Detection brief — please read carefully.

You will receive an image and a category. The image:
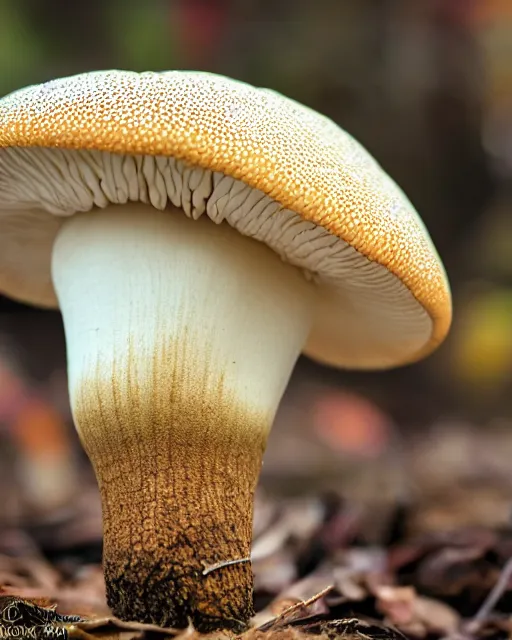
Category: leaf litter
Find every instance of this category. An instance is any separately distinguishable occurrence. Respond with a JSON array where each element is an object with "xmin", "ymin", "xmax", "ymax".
[{"xmin": 2, "ymin": 422, "xmax": 512, "ymax": 640}]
